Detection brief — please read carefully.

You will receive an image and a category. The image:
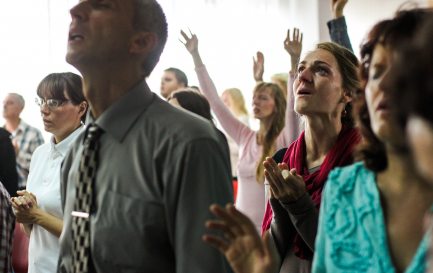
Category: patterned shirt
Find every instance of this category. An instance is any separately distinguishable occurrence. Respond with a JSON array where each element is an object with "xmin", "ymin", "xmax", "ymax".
[
  {"xmin": 313, "ymin": 162, "xmax": 429, "ymax": 273},
  {"xmin": 0, "ymin": 182, "xmax": 15, "ymax": 273},
  {"xmin": 9, "ymin": 120, "xmax": 44, "ymax": 188}
]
